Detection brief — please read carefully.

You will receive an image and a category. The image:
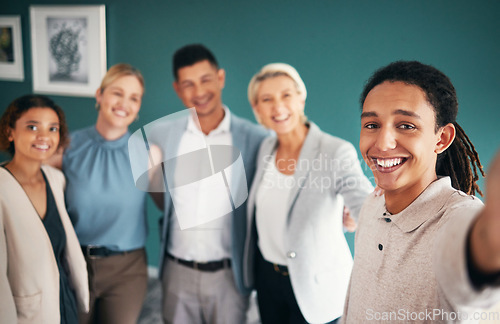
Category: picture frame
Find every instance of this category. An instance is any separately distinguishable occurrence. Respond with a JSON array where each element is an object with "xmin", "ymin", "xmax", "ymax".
[
  {"xmin": 30, "ymin": 5, "xmax": 106, "ymax": 97},
  {"xmin": 0, "ymin": 16, "xmax": 24, "ymax": 81}
]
